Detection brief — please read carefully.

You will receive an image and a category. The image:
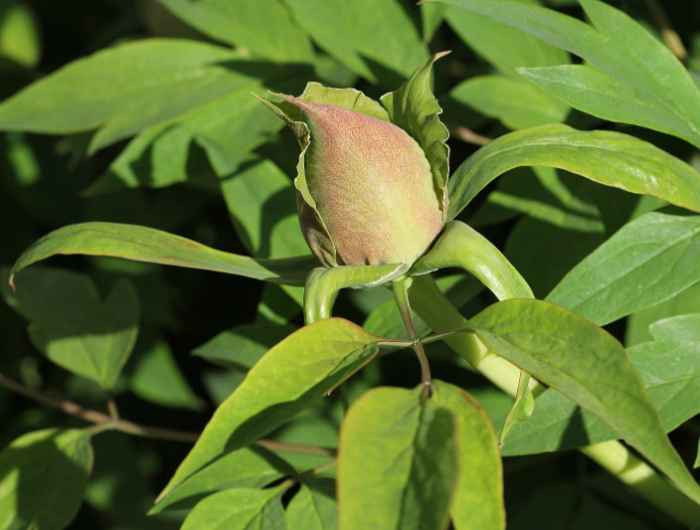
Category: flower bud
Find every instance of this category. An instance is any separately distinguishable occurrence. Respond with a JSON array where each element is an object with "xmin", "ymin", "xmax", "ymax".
[{"xmin": 272, "ymin": 96, "xmax": 444, "ymax": 267}]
